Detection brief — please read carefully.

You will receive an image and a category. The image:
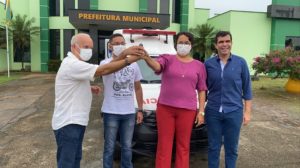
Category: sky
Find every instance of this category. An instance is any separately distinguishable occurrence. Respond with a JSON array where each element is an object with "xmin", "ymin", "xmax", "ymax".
[{"xmin": 195, "ymin": 0, "xmax": 272, "ymax": 17}]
